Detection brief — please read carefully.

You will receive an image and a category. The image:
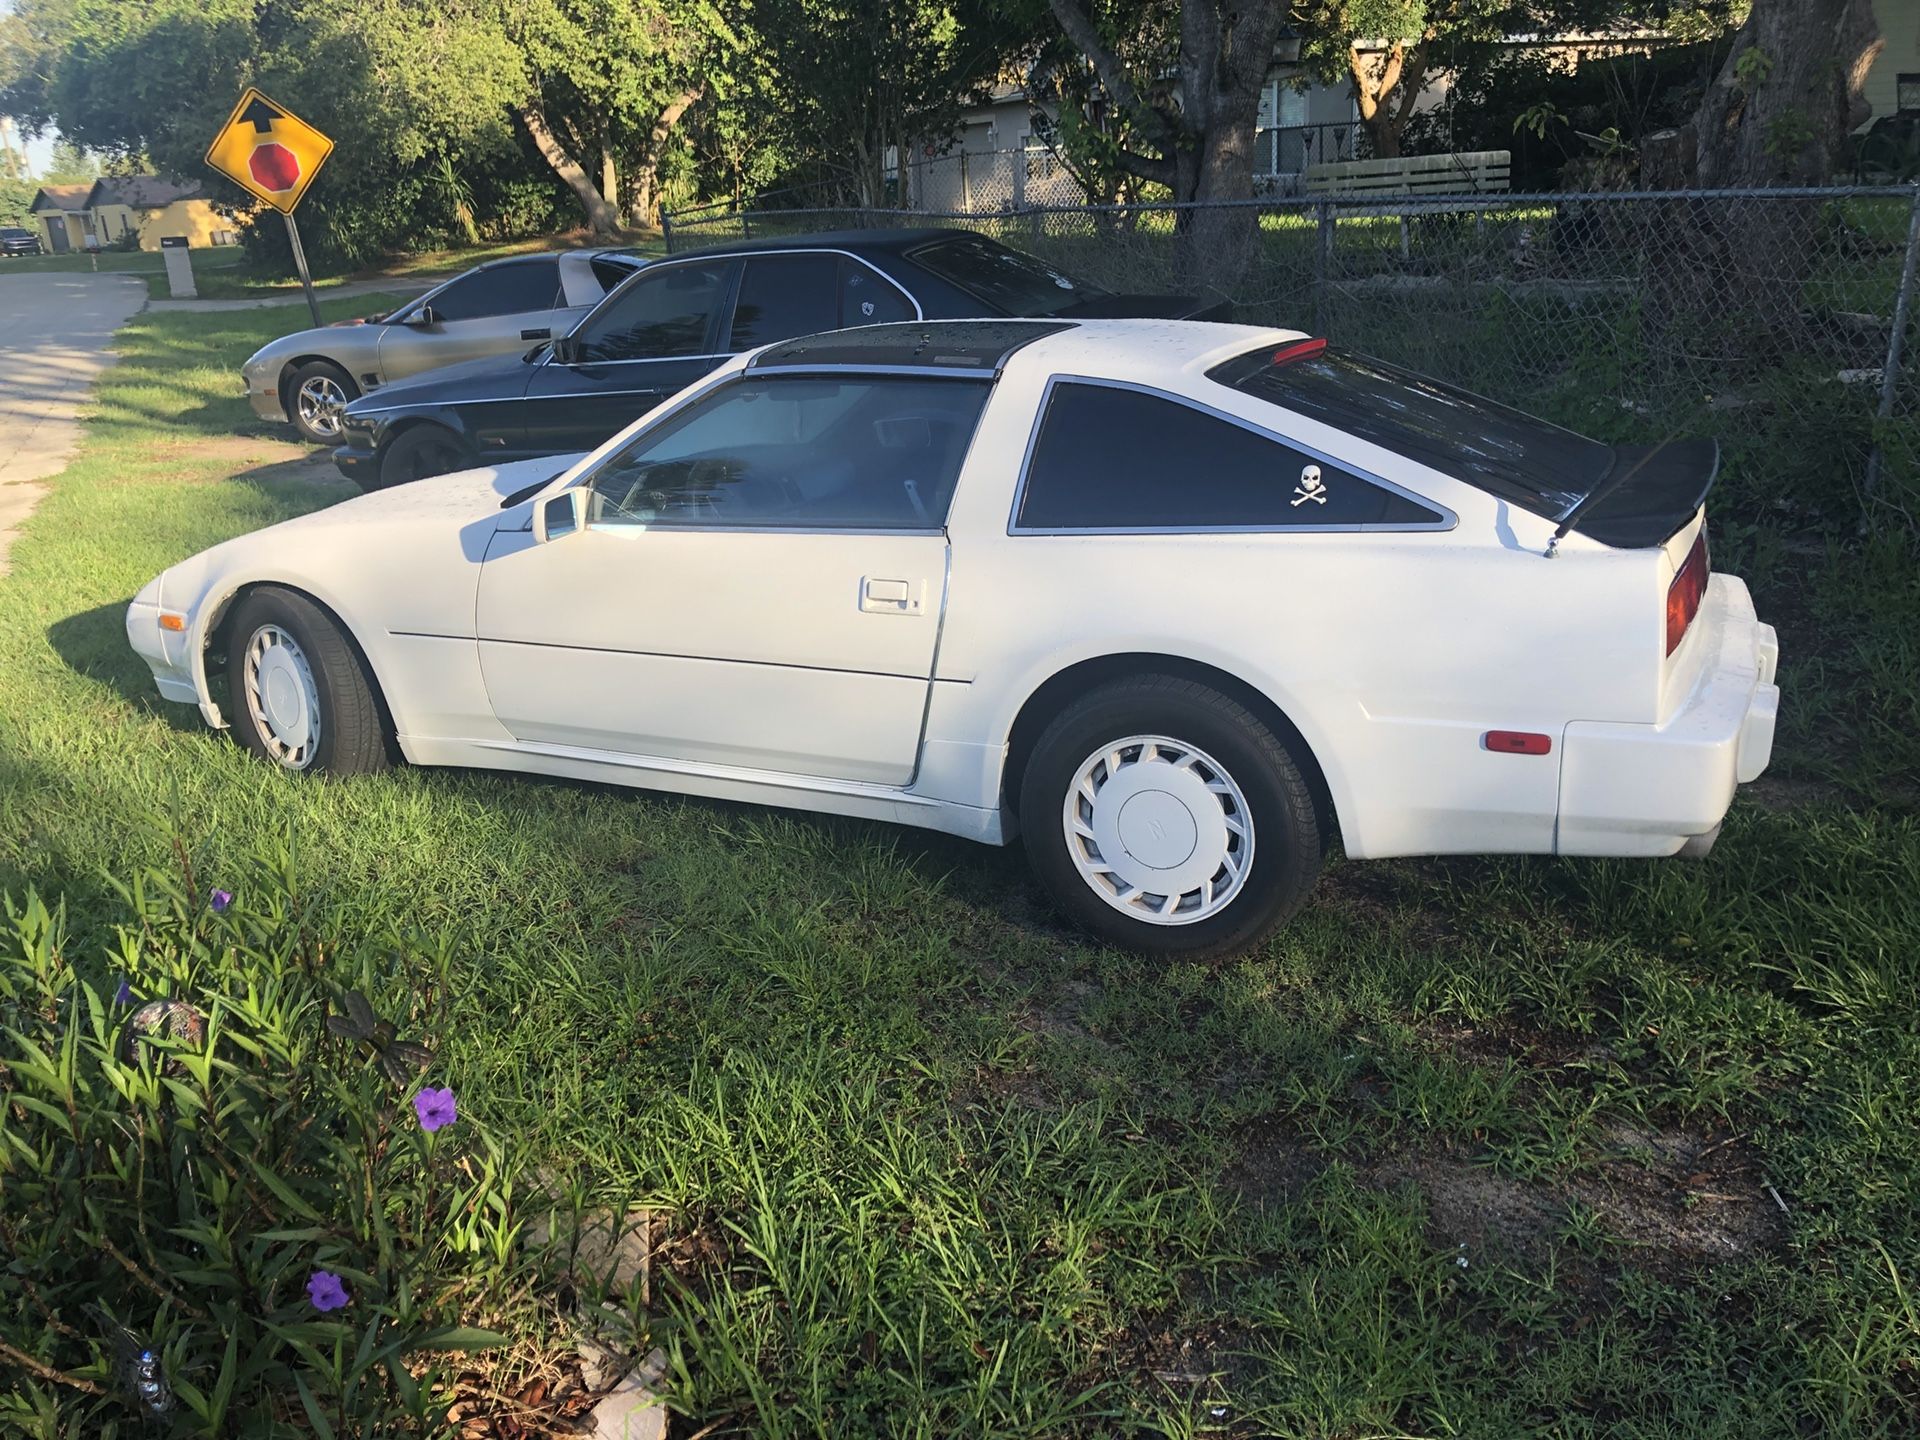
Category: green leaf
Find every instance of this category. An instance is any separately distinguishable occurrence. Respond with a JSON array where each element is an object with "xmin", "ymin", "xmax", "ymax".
[
  {"xmin": 406, "ymin": 1325, "xmax": 509, "ymax": 1353},
  {"xmin": 245, "ymin": 1157, "xmax": 324, "ymax": 1222}
]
